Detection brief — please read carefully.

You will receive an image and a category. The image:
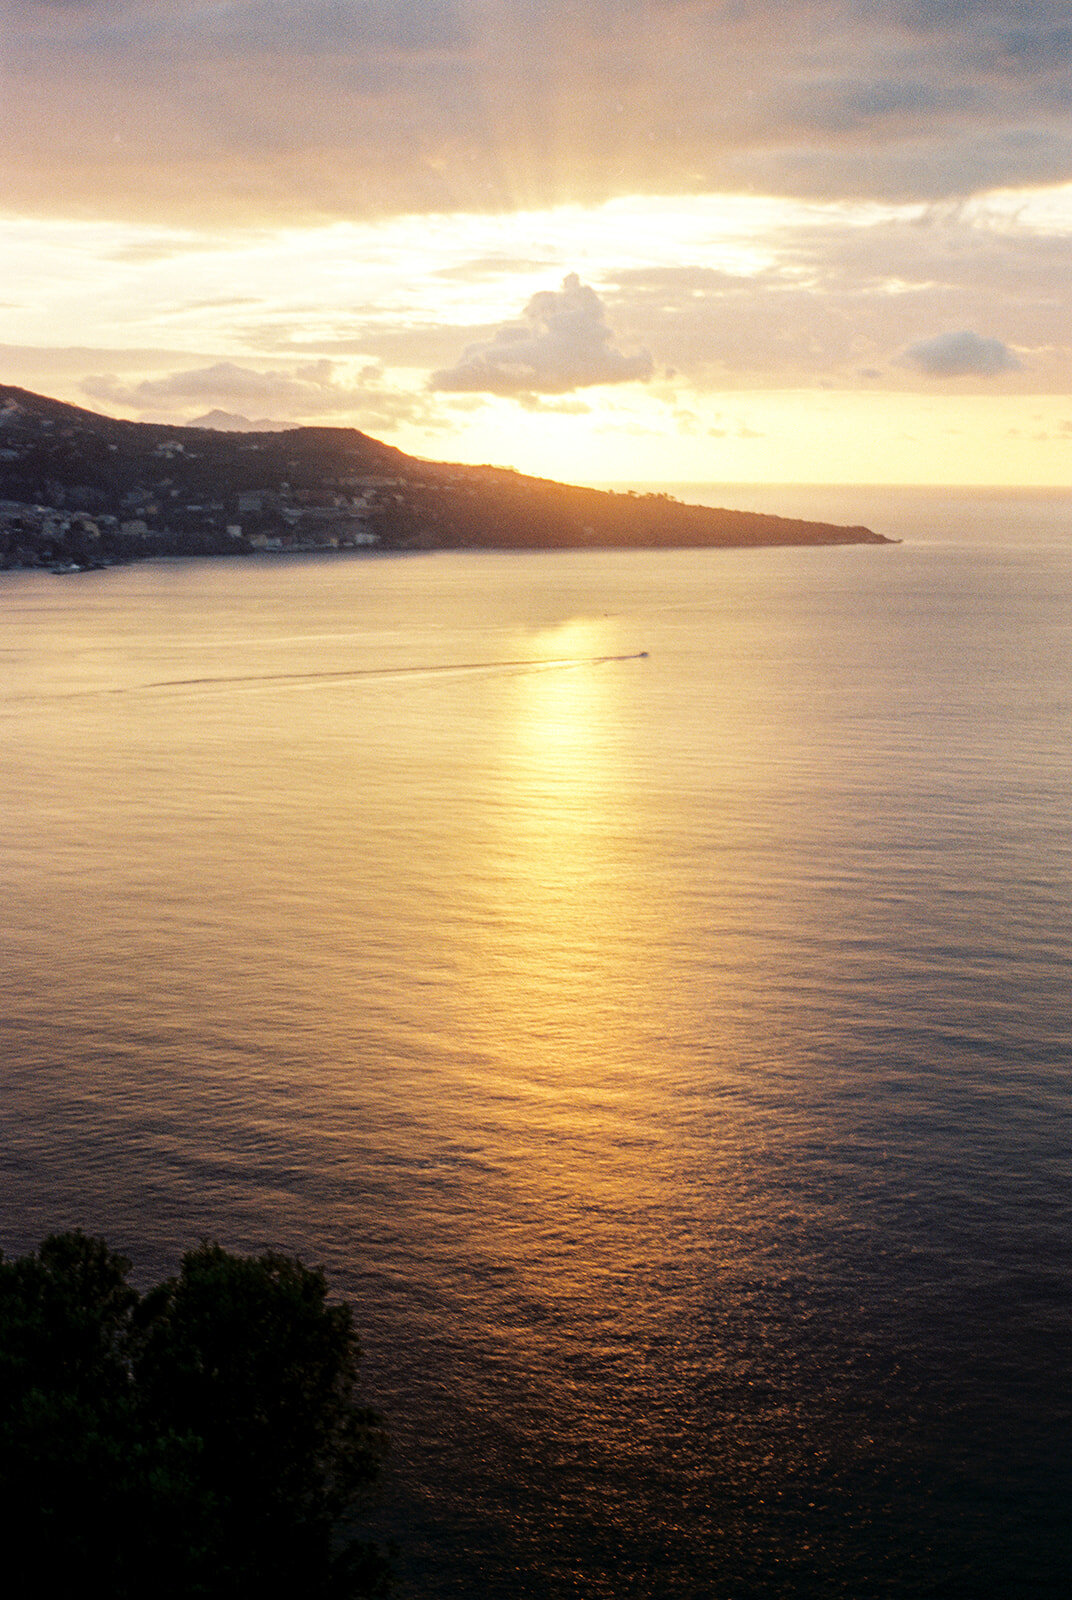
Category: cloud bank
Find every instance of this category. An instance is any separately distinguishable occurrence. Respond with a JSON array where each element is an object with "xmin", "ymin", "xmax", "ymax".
[
  {"xmin": 82, "ymin": 359, "xmax": 425, "ymax": 427},
  {"xmin": 5, "ymin": 0, "xmax": 1072, "ymax": 222},
  {"xmin": 431, "ymin": 274, "xmax": 653, "ymax": 396}
]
